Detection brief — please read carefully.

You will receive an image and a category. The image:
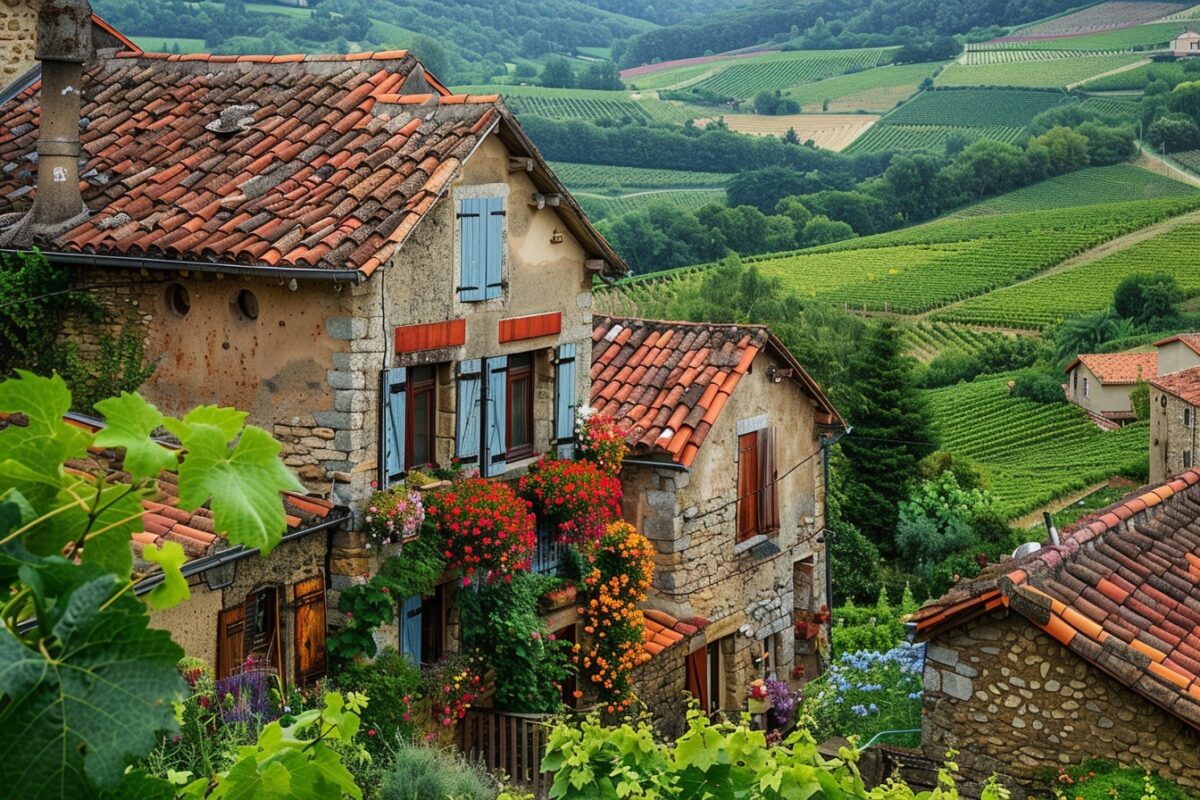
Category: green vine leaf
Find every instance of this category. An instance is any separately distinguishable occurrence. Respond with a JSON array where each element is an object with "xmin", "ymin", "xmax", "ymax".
[
  {"xmin": 165, "ymin": 416, "xmax": 302, "ymax": 554},
  {"xmin": 0, "ymin": 372, "xmax": 91, "ymax": 482},
  {"xmin": 142, "ymin": 541, "xmax": 190, "ymax": 610},
  {"xmin": 92, "ymin": 393, "xmax": 178, "ymax": 480},
  {"xmin": 78, "ymin": 478, "xmax": 151, "ymax": 580},
  {"xmin": 0, "ymin": 576, "xmax": 185, "ymax": 796}
]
